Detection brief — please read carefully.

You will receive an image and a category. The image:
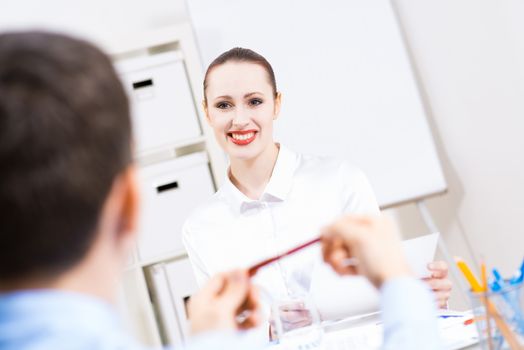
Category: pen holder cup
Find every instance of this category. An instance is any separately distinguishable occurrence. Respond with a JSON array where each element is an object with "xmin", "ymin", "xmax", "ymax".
[{"xmin": 469, "ymin": 282, "xmax": 524, "ymax": 350}]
